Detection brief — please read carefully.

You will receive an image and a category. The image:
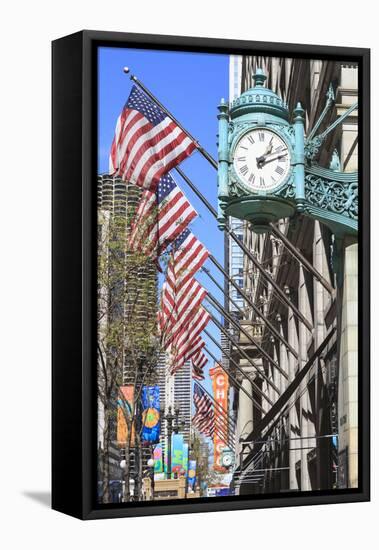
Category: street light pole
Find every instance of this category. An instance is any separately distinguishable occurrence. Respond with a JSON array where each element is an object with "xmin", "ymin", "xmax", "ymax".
[
  {"xmin": 134, "ymin": 351, "xmax": 147, "ymax": 501},
  {"xmin": 165, "ymin": 406, "xmax": 174, "ymax": 480},
  {"xmin": 164, "ymin": 405, "xmax": 185, "ymax": 480},
  {"xmin": 147, "ymin": 458, "xmax": 155, "ymax": 500}
]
